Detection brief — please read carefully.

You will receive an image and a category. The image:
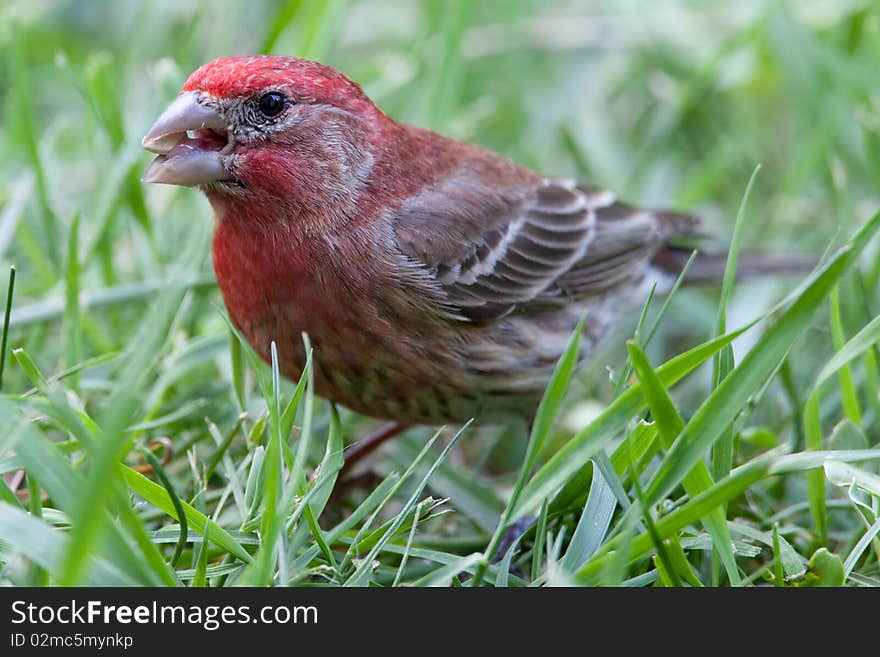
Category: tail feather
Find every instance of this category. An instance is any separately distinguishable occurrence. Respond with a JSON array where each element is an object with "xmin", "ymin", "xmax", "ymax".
[
  {"xmin": 654, "ymin": 210, "xmax": 704, "ymax": 241},
  {"xmin": 652, "ymin": 246, "xmax": 817, "ymax": 286}
]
